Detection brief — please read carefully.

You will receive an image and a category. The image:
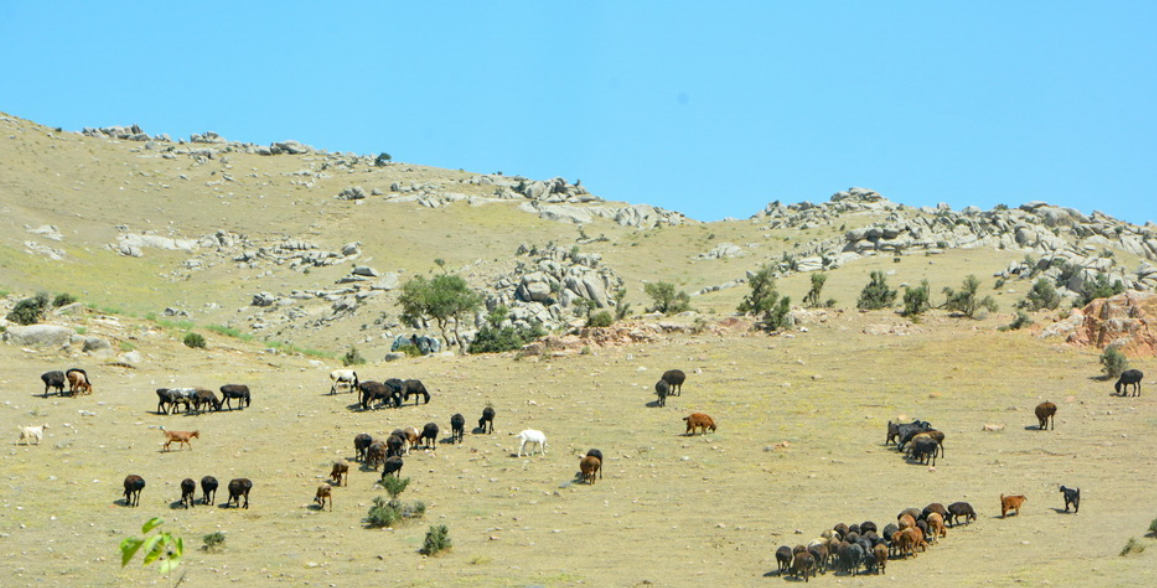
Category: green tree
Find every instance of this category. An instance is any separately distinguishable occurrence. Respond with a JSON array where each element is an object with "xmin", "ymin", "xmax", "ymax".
[
  {"xmin": 942, "ymin": 275, "xmax": 998, "ymax": 318},
  {"xmin": 857, "ymin": 271, "xmax": 897, "ymax": 310},
  {"xmin": 398, "ymin": 274, "xmax": 484, "ymax": 351},
  {"xmin": 1100, "ymin": 346, "xmax": 1129, "ymax": 378},
  {"xmin": 802, "ymin": 272, "xmax": 829, "ymax": 308},
  {"xmin": 1080, "ymin": 274, "xmax": 1125, "ymax": 306},
  {"xmin": 1021, "ymin": 277, "xmax": 1062, "ymax": 311},
  {"xmin": 469, "ymin": 306, "xmax": 545, "ymax": 354},
  {"xmin": 120, "ymin": 517, "xmax": 185, "ymax": 587},
  {"xmin": 737, "ymin": 264, "xmax": 792, "ymax": 331},
  {"xmin": 6, "ymin": 292, "xmax": 50, "ymax": 325},
  {"xmin": 643, "ymin": 282, "xmax": 692, "ymax": 315},
  {"xmin": 902, "ymin": 280, "xmax": 932, "ymax": 318}
]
